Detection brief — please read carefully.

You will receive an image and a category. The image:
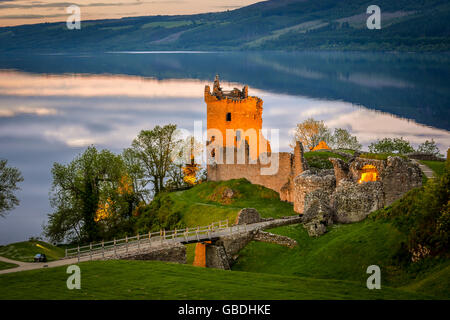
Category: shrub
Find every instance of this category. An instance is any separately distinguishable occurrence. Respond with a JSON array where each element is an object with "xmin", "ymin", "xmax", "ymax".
[
  {"xmin": 417, "ymin": 139, "xmax": 443, "ymax": 157},
  {"xmin": 376, "ymin": 162, "xmax": 450, "ymax": 261},
  {"xmin": 368, "ymin": 137, "xmax": 414, "ymax": 154}
]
